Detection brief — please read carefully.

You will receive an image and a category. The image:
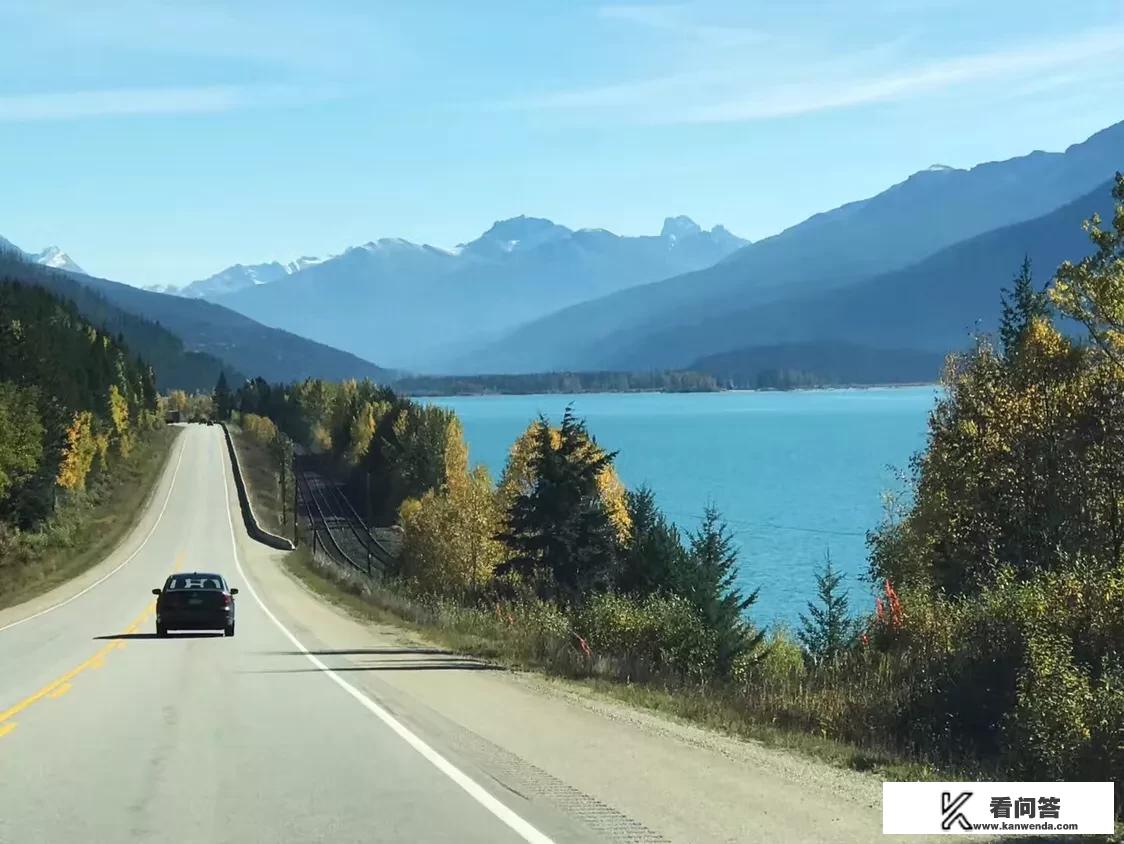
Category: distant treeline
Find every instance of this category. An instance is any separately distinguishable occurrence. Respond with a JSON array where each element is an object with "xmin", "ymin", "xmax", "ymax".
[
  {"xmin": 0, "ymin": 280, "xmax": 160, "ymax": 529},
  {"xmin": 689, "ymin": 342, "xmax": 946, "ymax": 389},
  {"xmin": 392, "ymin": 369, "xmax": 720, "ymax": 396}
]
